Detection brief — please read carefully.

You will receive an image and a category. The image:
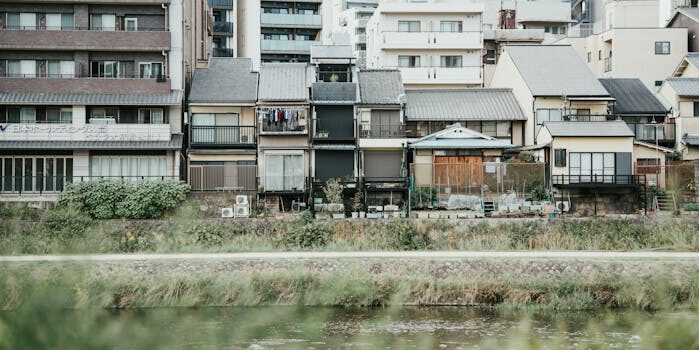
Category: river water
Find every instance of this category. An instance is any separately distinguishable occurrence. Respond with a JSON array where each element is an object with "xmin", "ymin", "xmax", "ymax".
[{"xmin": 100, "ymin": 306, "xmax": 697, "ymax": 349}]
